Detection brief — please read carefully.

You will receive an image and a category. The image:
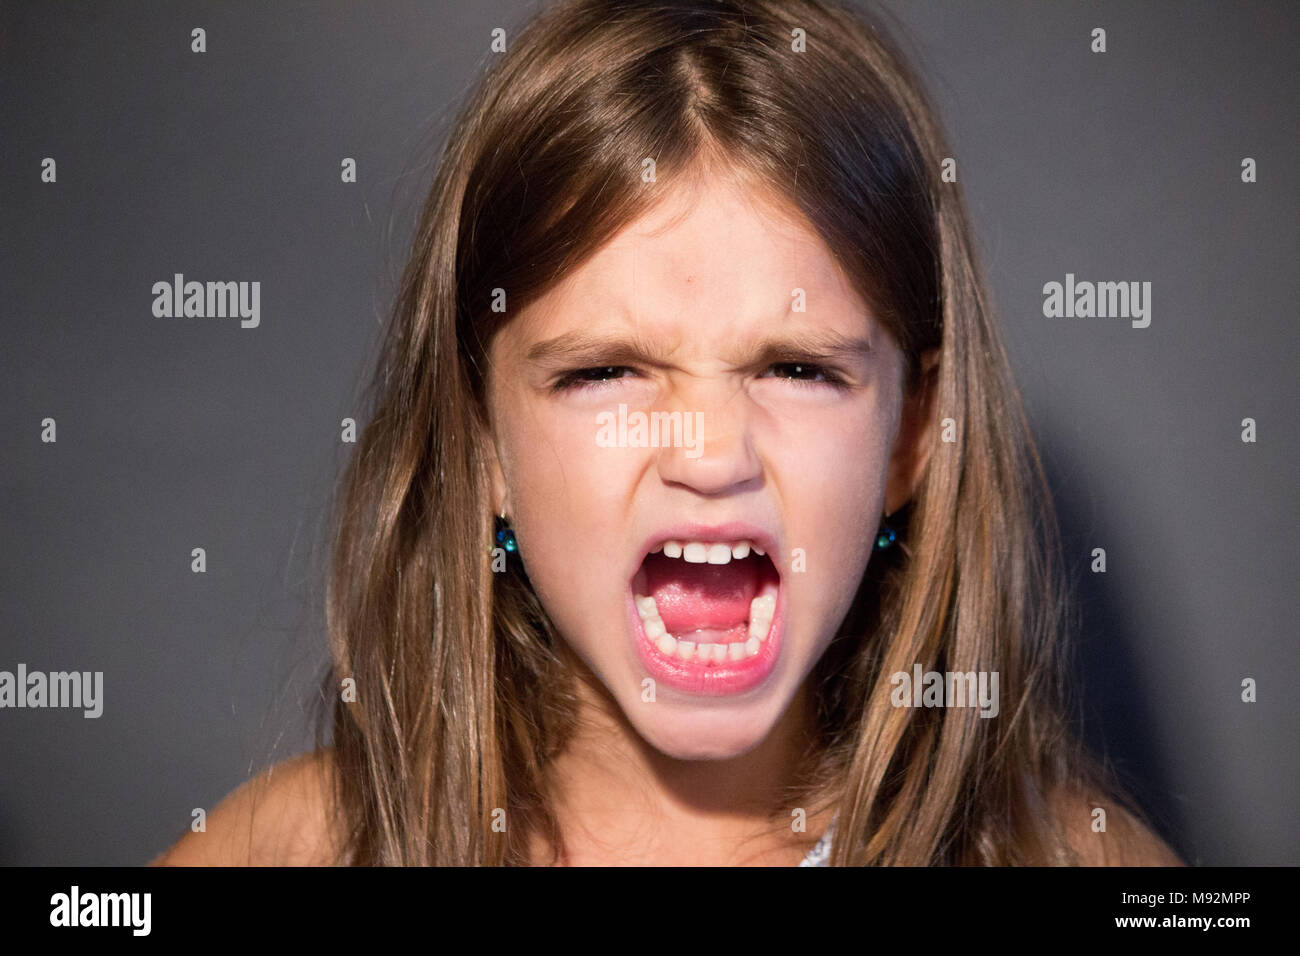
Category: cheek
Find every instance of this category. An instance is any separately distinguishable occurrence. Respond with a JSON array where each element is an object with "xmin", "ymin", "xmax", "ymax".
[
  {"xmin": 765, "ymin": 401, "xmax": 893, "ymax": 620},
  {"xmin": 768, "ymin": 400, "xmax": 894, "ymax": 531},
  {"xmin": 508, "ymin": 407, "xmax": 640, "ymax": 539},
  {"xmin": 498, "ymin": 407, "xmax": 641, "ymax": 644}
]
